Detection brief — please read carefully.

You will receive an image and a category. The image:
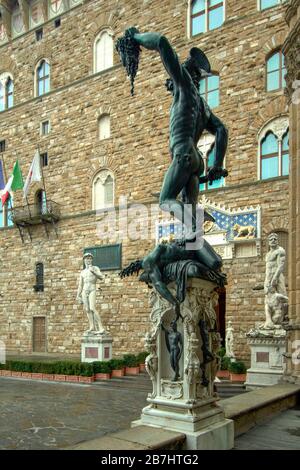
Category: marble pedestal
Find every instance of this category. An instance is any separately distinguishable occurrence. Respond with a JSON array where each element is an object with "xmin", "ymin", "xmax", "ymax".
[
  {"xmin": 133, "ymin": 279, "xmax": 234, "ymax": 450},
  {"xmin": 81, "ymin": 333, "xmax": 113, "ymax": 363},
  {"xmin": 245, "ymin": 331, "xmax": 286, "ymax": 390}
]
